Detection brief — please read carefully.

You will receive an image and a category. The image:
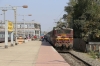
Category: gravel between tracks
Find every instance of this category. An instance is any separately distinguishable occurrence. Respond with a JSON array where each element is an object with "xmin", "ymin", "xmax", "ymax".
[
  {"xmin": 60, "ymin": 53, "xmax": 89, "ymax": 66},
  {"xmin": 70, "ymin": 51, "xmax": 100, "ymax": 66}
]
